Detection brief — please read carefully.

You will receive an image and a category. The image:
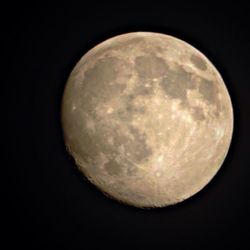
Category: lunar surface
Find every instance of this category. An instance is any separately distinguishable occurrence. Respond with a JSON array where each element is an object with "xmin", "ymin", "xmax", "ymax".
[{"xmin": 61, "ymin": 32, "xmax": 233, "ymax": 208}]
